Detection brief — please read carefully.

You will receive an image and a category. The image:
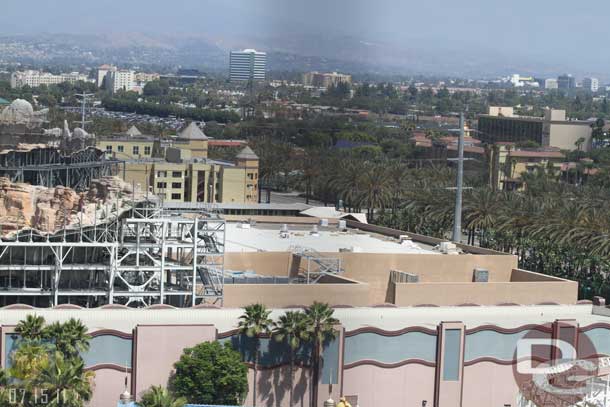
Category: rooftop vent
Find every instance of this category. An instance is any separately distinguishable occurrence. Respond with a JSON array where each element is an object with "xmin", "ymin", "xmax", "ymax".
[{"xmin": 310, "ymin": 225, "xmax": 319, "ymax": 236}]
